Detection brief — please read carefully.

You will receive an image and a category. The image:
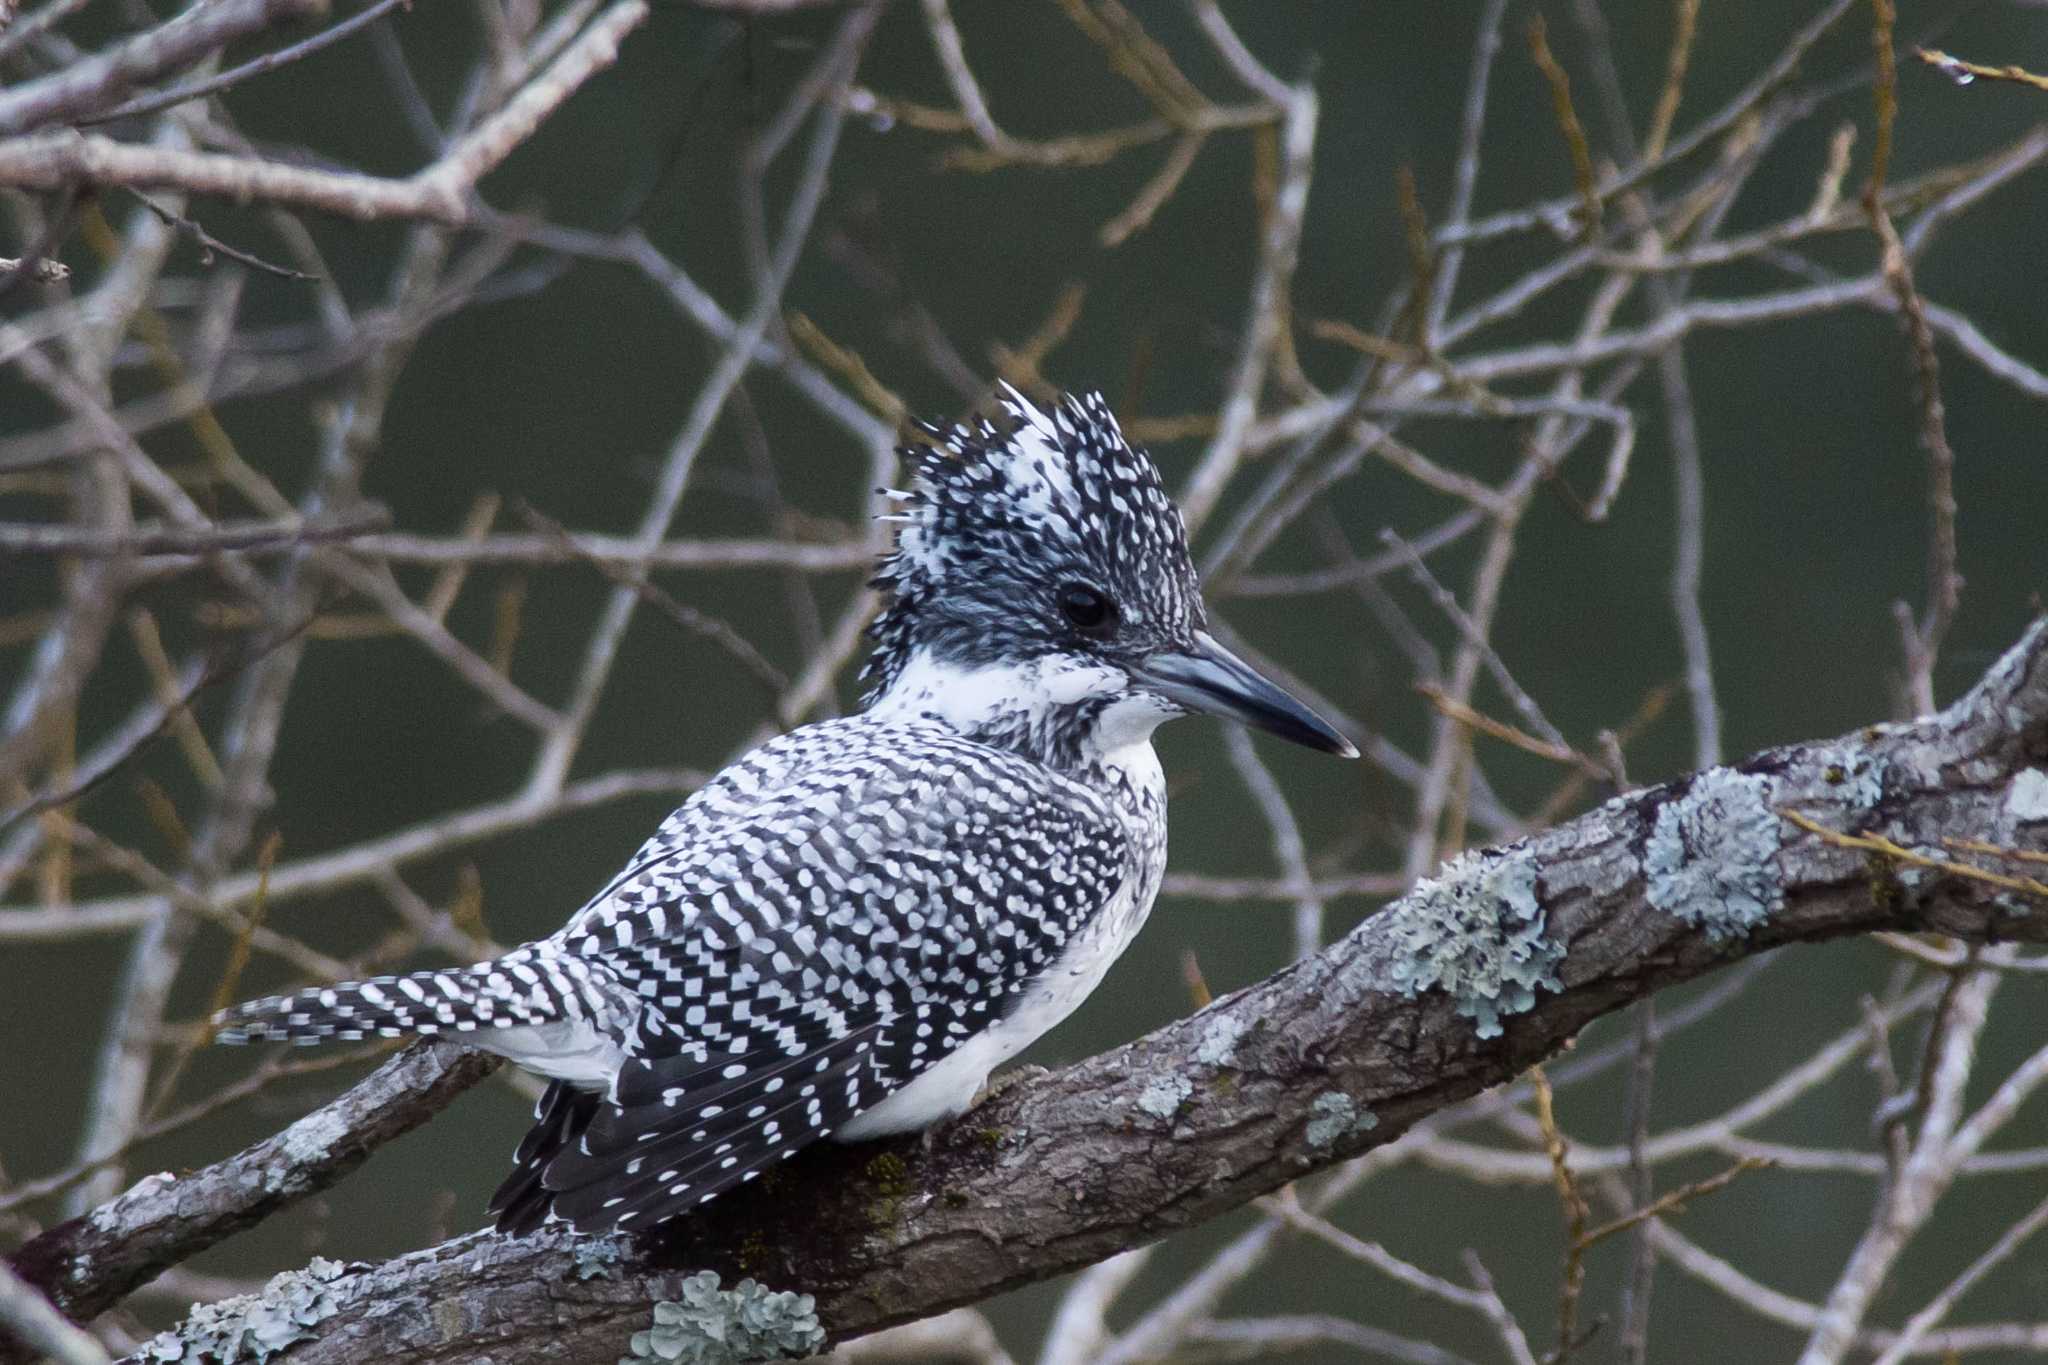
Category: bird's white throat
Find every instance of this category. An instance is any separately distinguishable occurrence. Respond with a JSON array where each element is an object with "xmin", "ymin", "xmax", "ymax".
[{"xmin": 871, "ymin": 648, "xmax": 1176, "ymax": 774}]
